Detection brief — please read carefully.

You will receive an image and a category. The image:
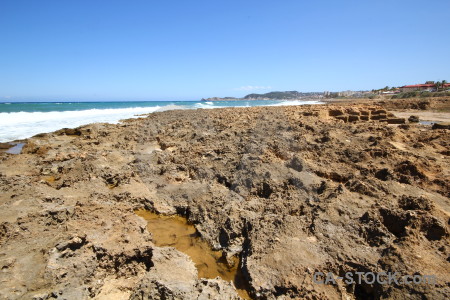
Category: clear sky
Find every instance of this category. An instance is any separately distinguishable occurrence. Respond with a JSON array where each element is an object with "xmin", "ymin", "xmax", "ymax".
[{"xmin": 1, "ymin": 0, "xmax": 449, "ymax": 101}]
